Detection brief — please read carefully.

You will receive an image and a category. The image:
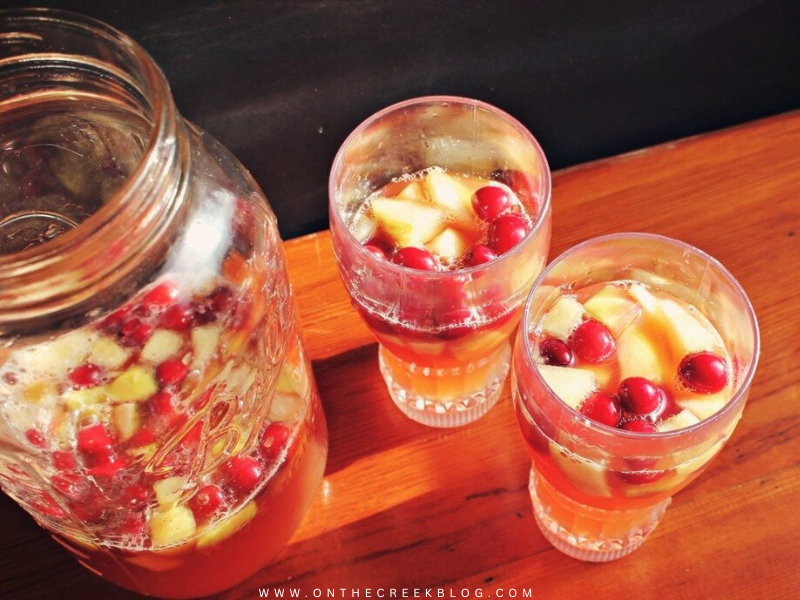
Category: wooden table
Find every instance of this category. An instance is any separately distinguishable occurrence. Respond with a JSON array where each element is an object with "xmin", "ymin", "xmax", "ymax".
[{"xmin": 2, "ymin": 111, "xmax": 799, "ymax": 599}]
